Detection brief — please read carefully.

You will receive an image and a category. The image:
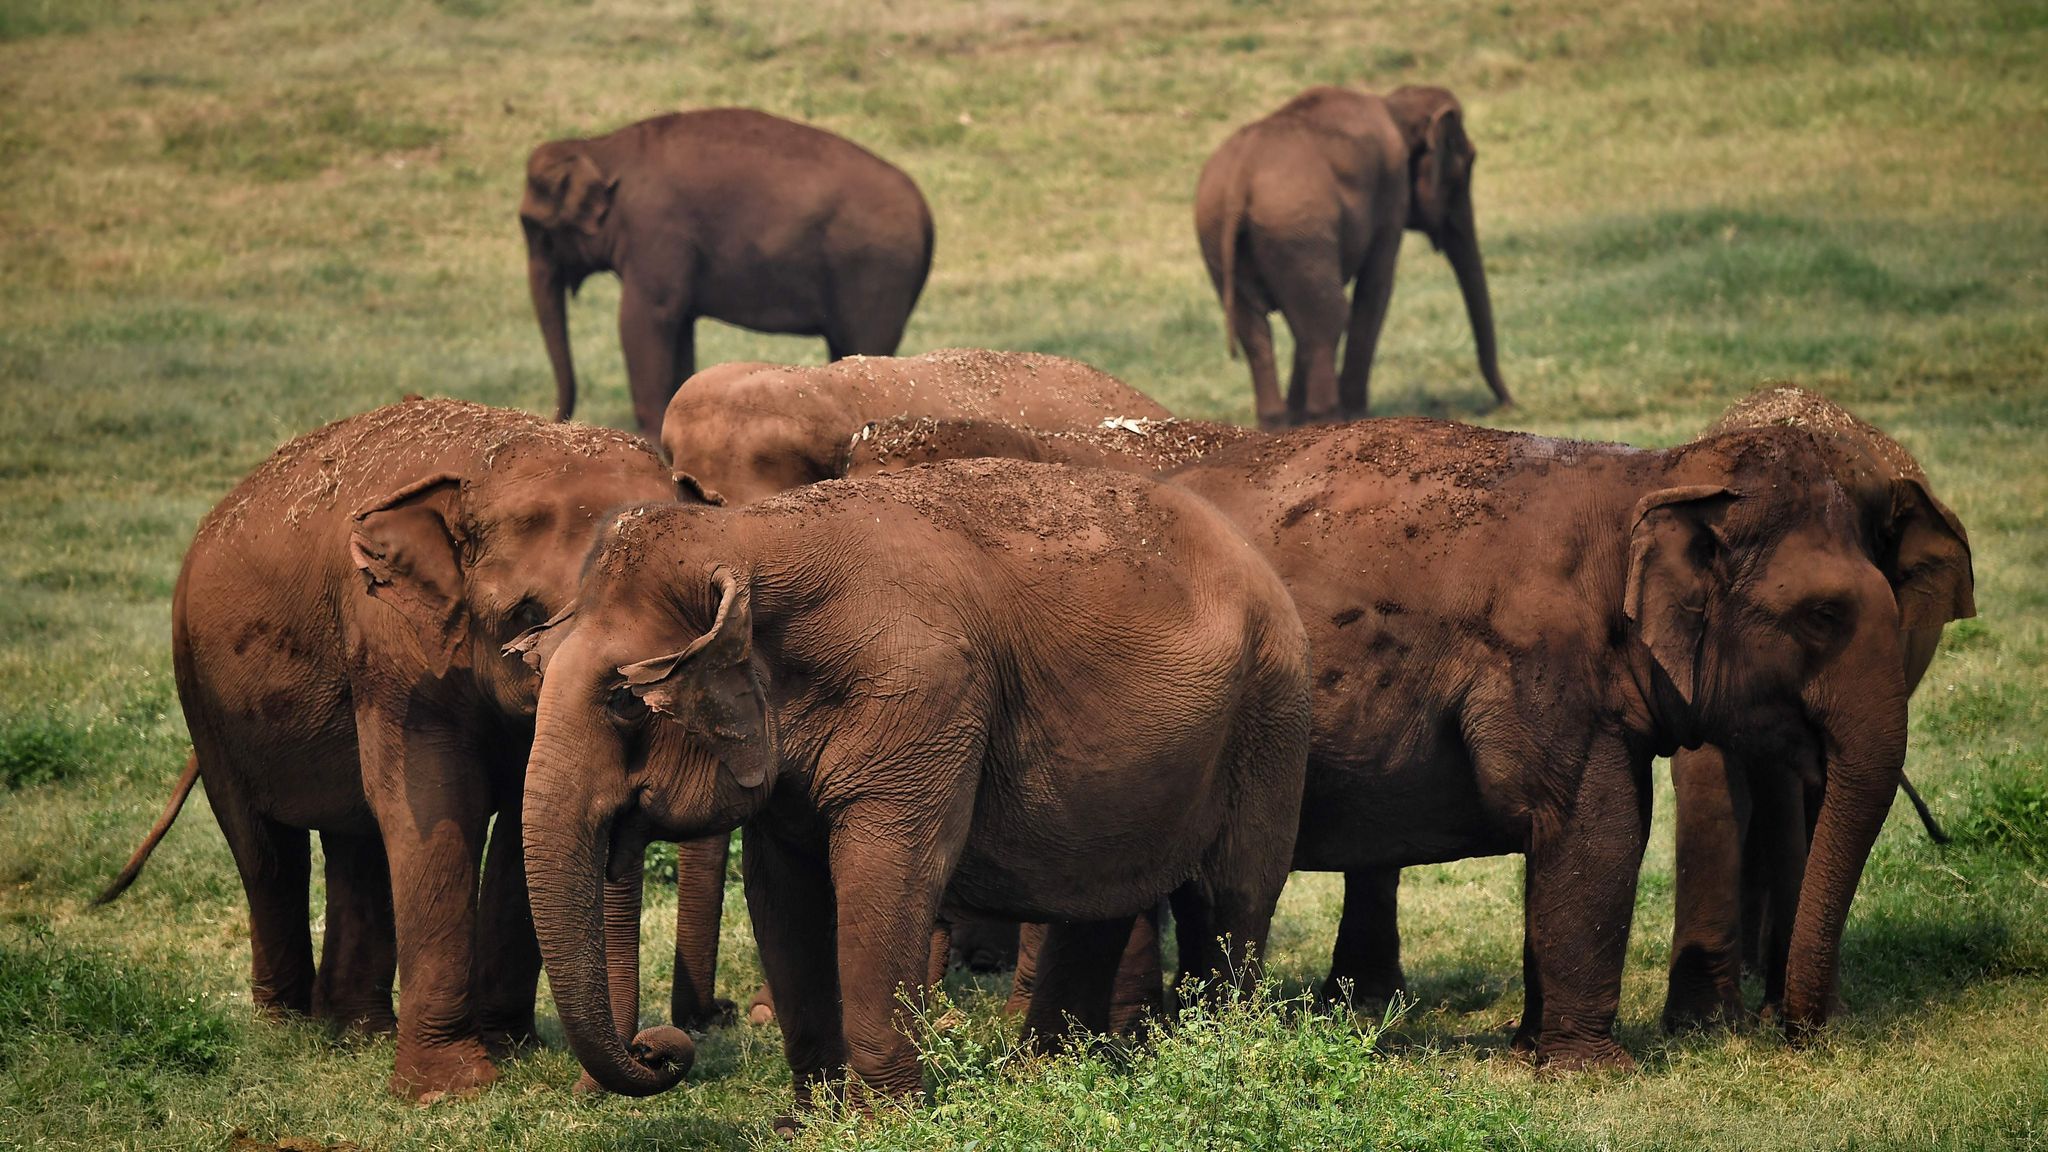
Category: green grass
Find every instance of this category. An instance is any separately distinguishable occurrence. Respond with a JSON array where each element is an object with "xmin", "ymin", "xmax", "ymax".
[{"xmin": 0, "ymin": 0, "xmax": 2043, "ymax": 1148}]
